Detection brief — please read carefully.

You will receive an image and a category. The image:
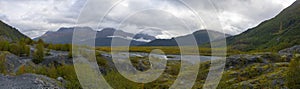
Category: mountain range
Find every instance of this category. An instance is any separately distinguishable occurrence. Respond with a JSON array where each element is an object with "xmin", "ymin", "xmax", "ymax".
[
  {"xmin": 34, "ymin": 27, "xmax": 156, "ymax": 46},
  {"xmin": 1, "ymin": 0, "xmax": 299, "ymax": 51},
  {"xmin": 35, "ymin": 26, "xmax": 230, "ymax": 46}
]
